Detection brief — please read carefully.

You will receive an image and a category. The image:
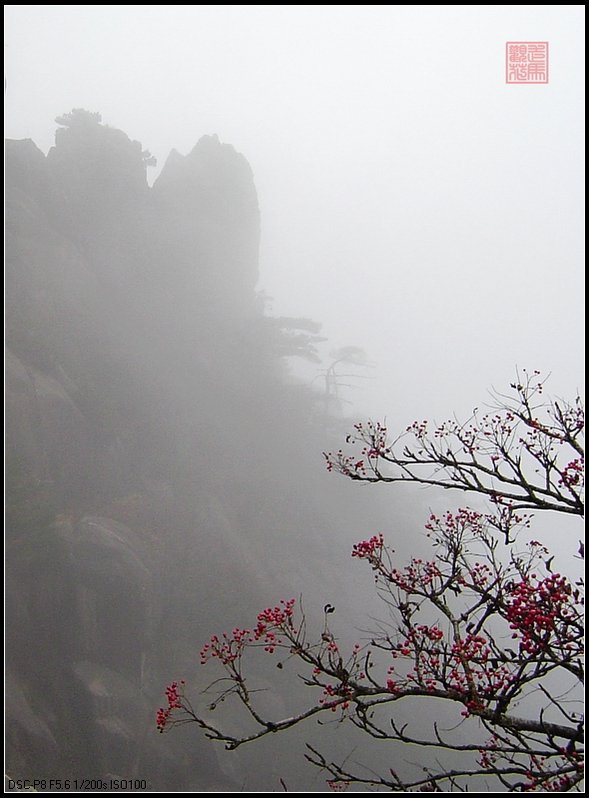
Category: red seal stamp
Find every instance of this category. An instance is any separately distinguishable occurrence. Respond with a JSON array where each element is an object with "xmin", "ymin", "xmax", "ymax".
[{"xmin": 506, "ymin": 42, "xmax": 549, "ymax": 84}]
